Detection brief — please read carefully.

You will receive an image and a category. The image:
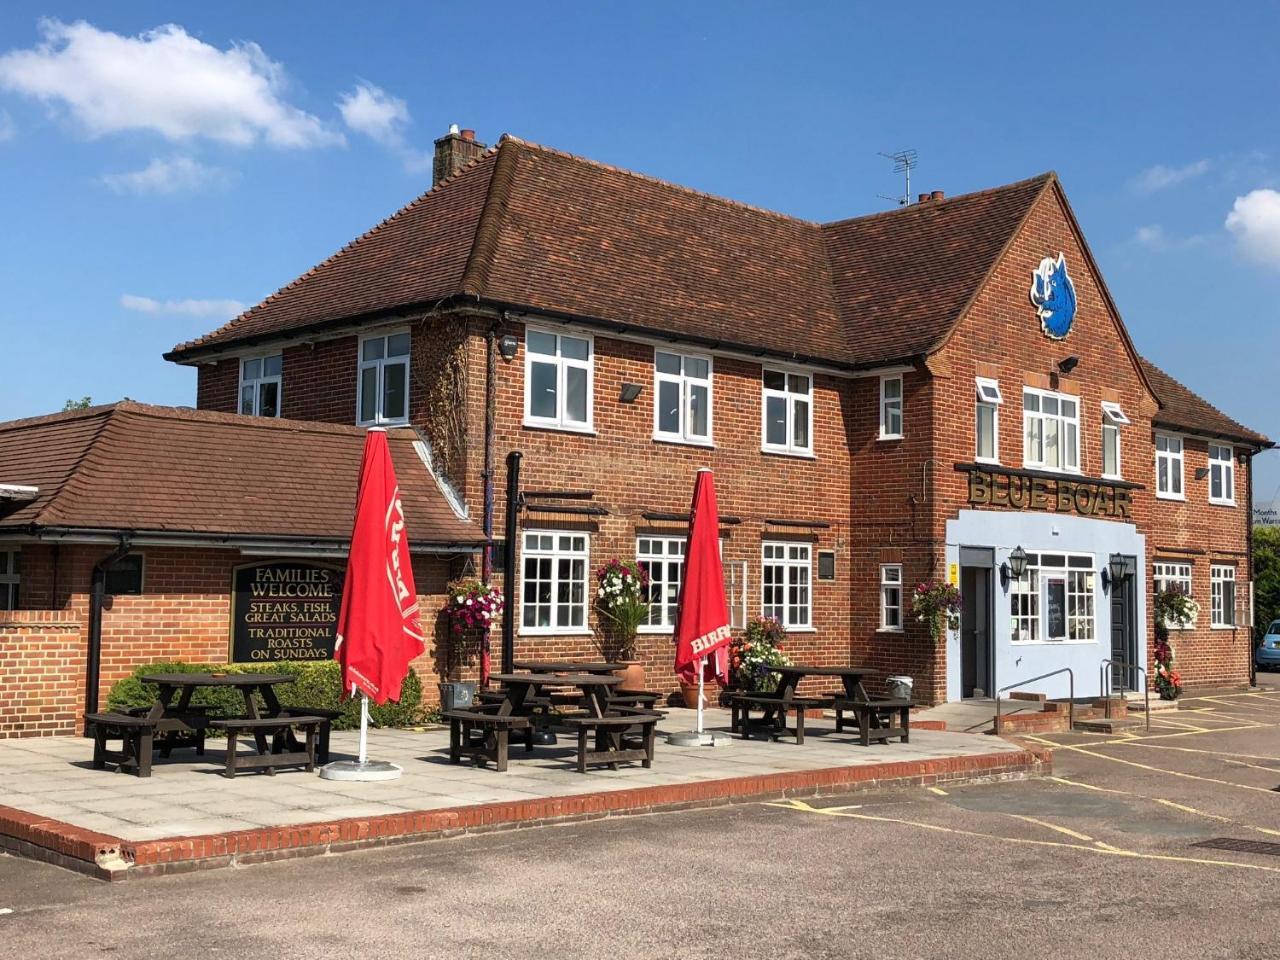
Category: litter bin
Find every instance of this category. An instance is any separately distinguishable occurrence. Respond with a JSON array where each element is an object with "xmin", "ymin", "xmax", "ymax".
[
  {"xmin": 438, "ymin": 681, "xmax": 477, "ymax": 710},
  {"xmin": 886, "ymin": 676, "xmax": 913, "ymax": 700}
]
